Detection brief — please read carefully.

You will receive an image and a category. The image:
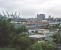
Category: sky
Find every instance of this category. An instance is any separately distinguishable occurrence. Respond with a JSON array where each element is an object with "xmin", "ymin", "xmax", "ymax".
[{"xmin": 0, "ymin": 0, "xmax": 61, "ymax": 18}]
